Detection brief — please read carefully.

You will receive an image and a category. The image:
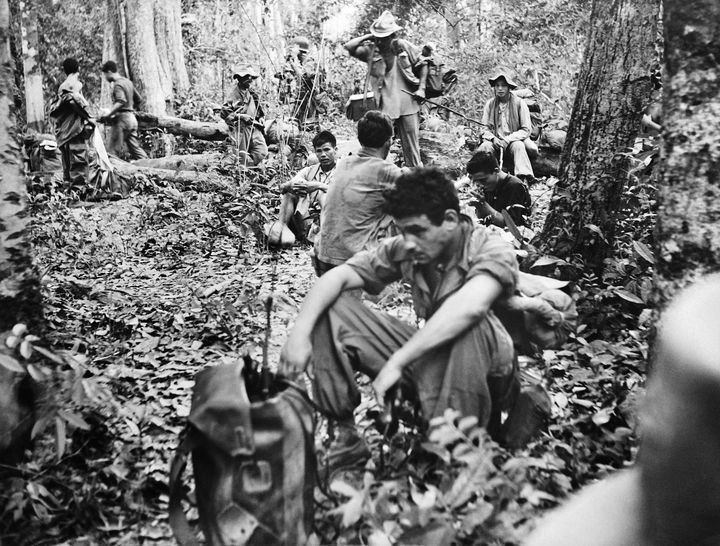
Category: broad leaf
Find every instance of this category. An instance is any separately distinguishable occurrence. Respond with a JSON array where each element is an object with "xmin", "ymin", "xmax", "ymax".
[{"xmin": 0, "ymin": 354, "xmax": 25, "ymax": 373}]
